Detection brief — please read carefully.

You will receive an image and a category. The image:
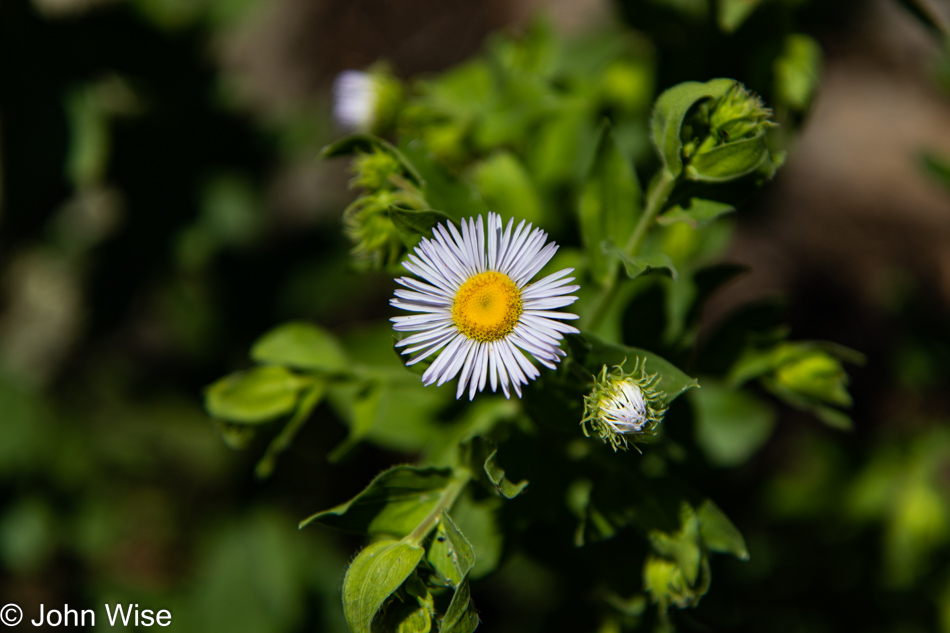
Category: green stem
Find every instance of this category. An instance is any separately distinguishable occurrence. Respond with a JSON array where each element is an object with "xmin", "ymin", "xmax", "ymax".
[
  {"xmin": 406, "ymin": 469, "xmax": 472, "ymax": 545},
  {"xmin": 586, "ymin": 170, "xmax": 677, "ymax": 331}
]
